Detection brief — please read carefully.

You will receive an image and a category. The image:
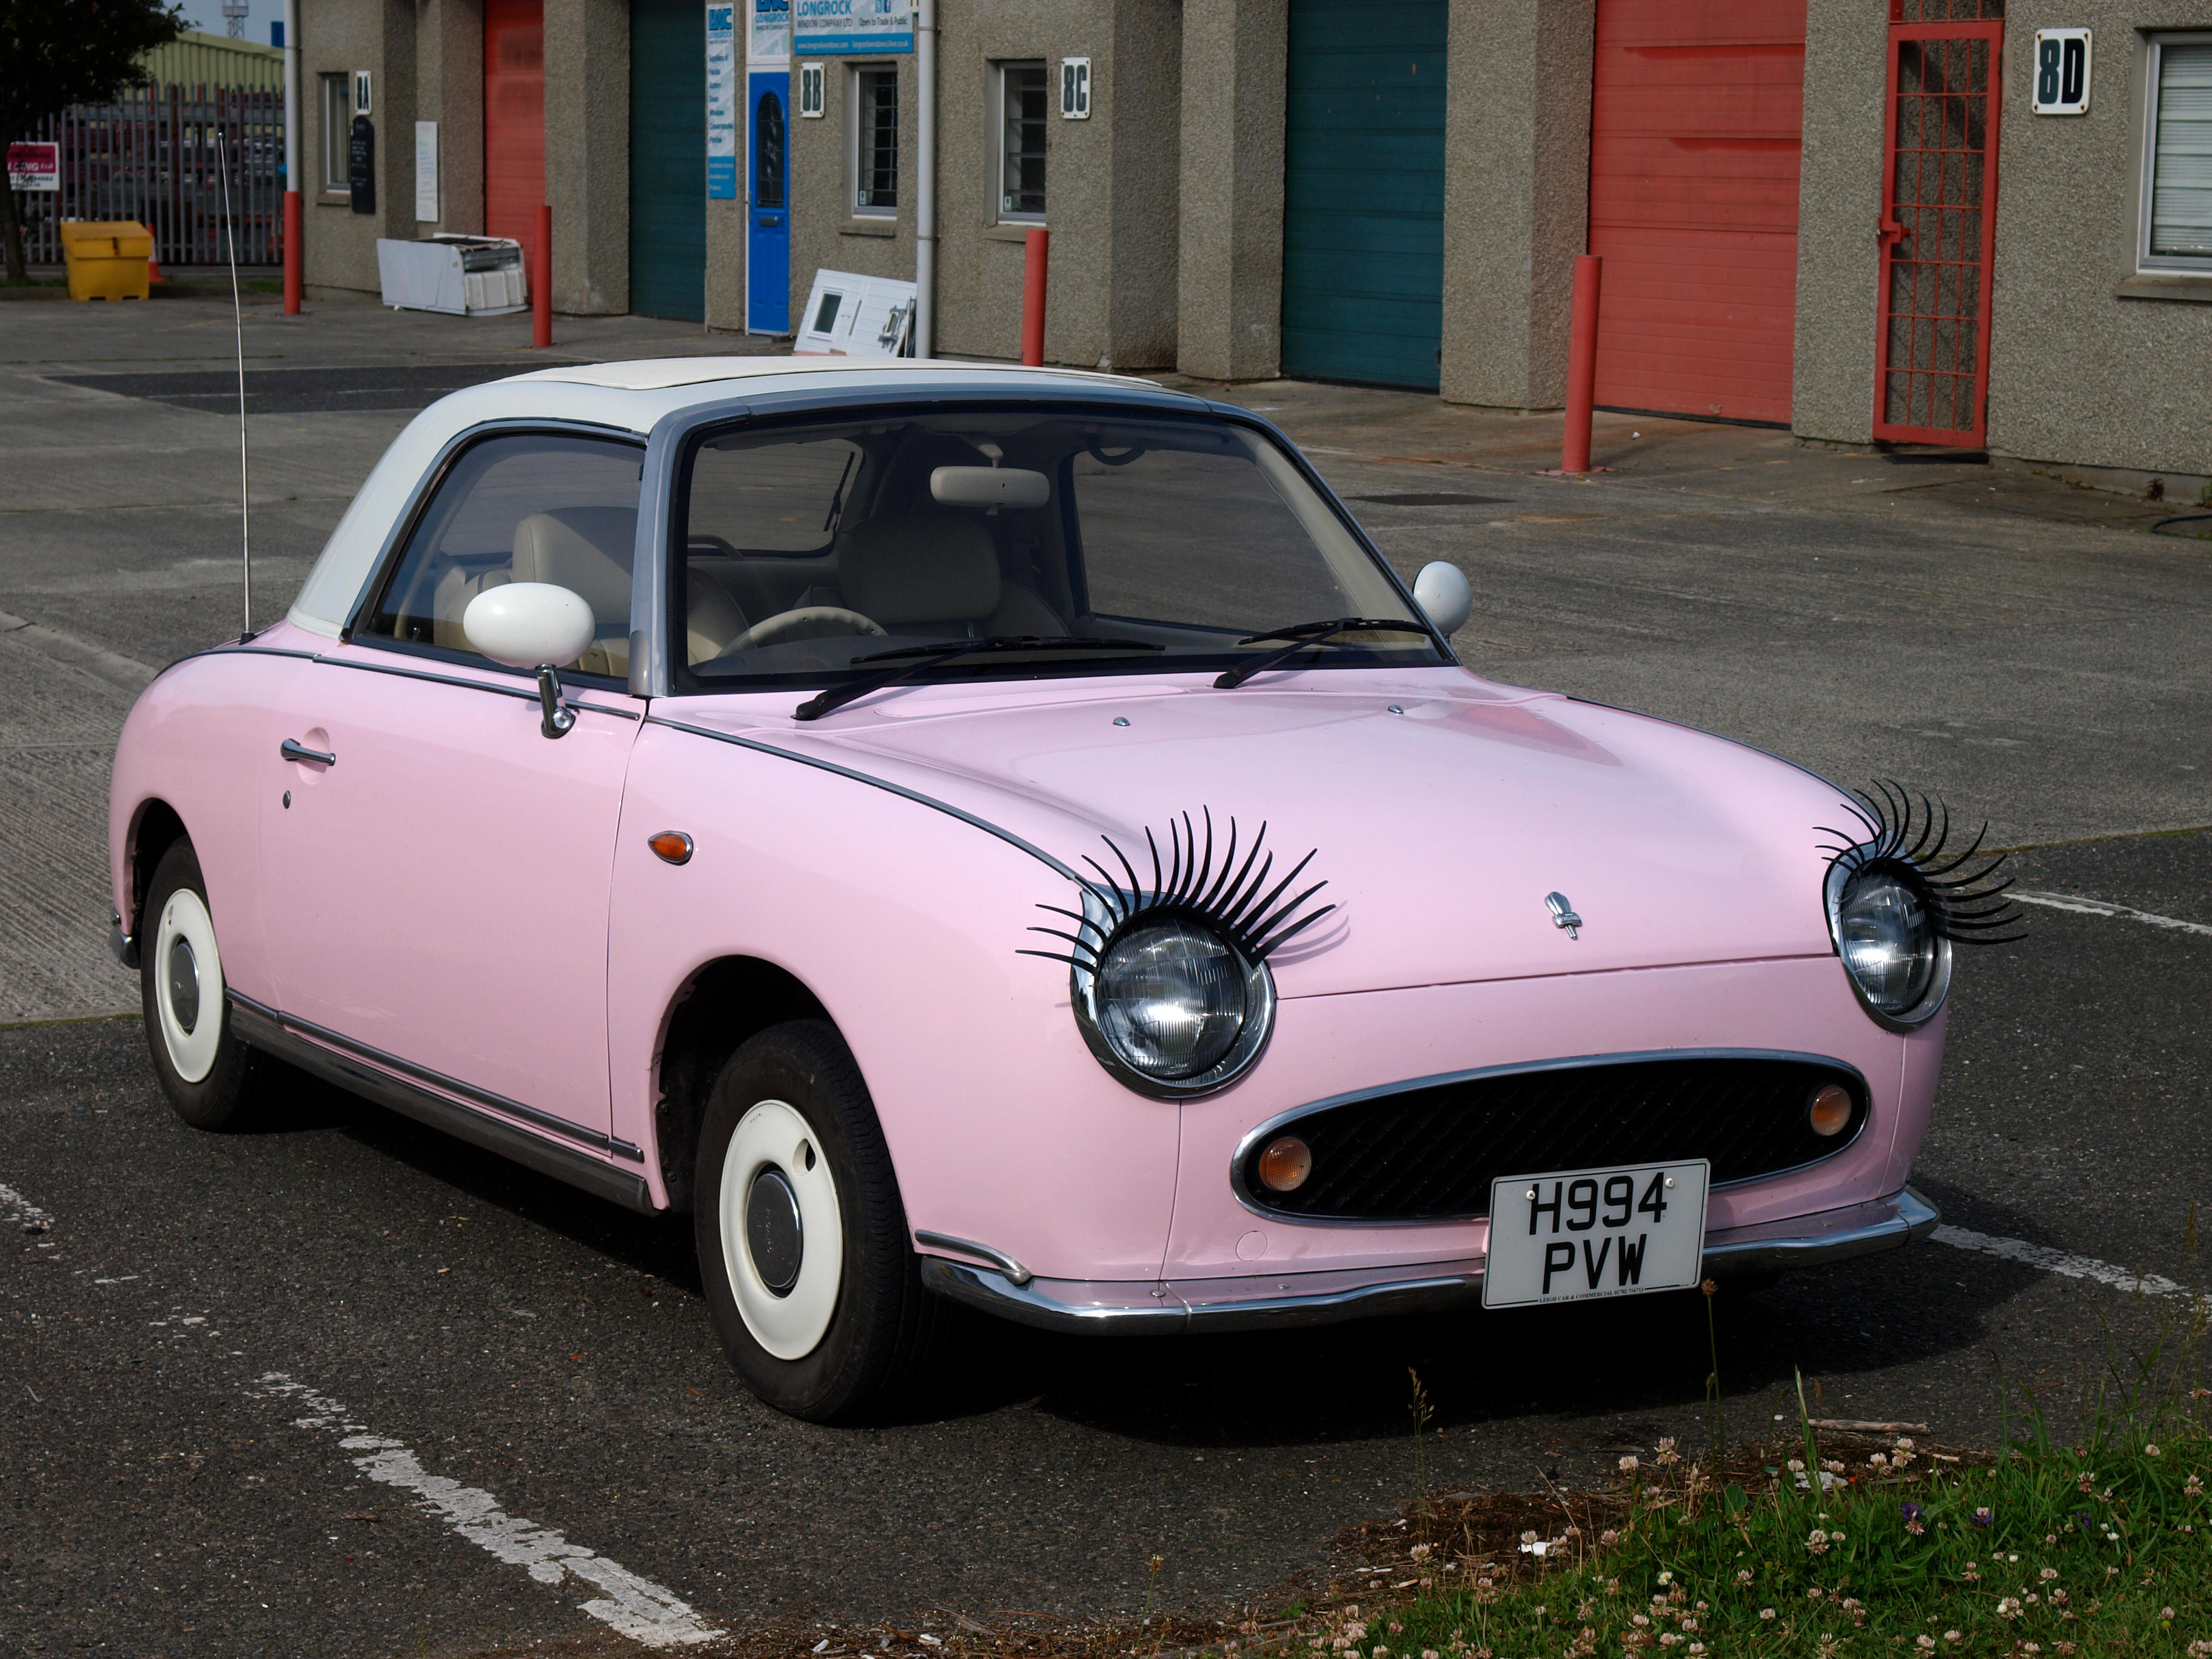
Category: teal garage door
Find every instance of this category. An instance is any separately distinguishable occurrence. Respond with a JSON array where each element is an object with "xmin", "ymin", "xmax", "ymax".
[
  {"xmin": 1281, "ymin": 0, "xmax": 1447, "ymax": 389},
  {"xmin": 630, "ymin": 0, "xmax": 706, "ymax": 321}
]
